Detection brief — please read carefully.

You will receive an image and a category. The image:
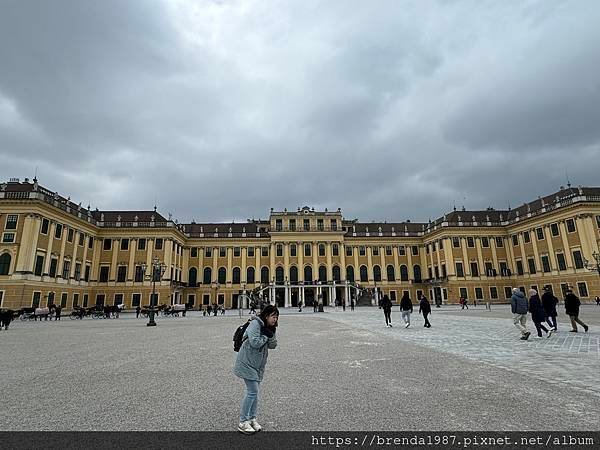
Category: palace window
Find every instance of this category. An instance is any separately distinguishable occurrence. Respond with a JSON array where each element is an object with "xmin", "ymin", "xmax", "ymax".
[
  {"xmin": 219, "ymin": 247, "xmax": 226, "ymax": 257},
  {"xmin": 550, "ymin": 223, "xmax": 559, "ymax": 237},
  {"xmin": 304, "ymin": 244, "xmax": 311, "ymax": 257},
  {"xmin": 135, "ymin": 265, "xmax": 144, "ymax": 282},
  {"xmin": 317, "ymin": 219, "xmax": 324, "ymax": 231},
  {"xmin": 88, "ymin": 237, "xmax": 94, "ymax": 249},
  {"xmin": 332, "ymin": 244, "xmax": 339, "ymax": 256},
  {"xmin": 411, "ymin": 246, "xmax": 419, "ymax": 256},
  {"xmin": 527, "ymin": 258, "xmax": 536, "ymax": 275},
  {"xmin": 504, "ymin": 287, "xmax": 512, "ymax": 299},
  {"xmin": 372, "ymin": 246, "xmax": 379, "ymax": 256},
  {"xmin": 452, "ymin": 237, "xmax": 460, "ymax": 248},
  {"xmin": 78, "ymin": 233, "xmax": 84, "ymax": 246},
  {"xmin": 373, "ymin": 265, "xmax": 381, "ymax": 282},
  {"xmin": 398, "ymin": 245, "xmax": 406, "ymax": 255},
  {"xmin": 276, "ymin": 244, "xmax": 283, "ymax": 257},
  {"xmin": 475, "ymin": 288, "xmax": 483, "ymax": 300},
  {"xmin": 5, "ymin": 214, "xmax": 18, "ymax": 230},
  {"xmin": 247, "ymin": 247, "xmax": 254, "ymax": 257},
  {"xmin": 490, "ymin": 287, "xmax": 498, "ymax": 299},
  {"xmin": 495, "ymin": 237, "xmax": 504, "ymax": 247},
  {"xmin": 289, "ymin": 219, "xmax": 296, "ymax": 231},
  {"xmin": 512, "ymin": 235, "xmax": 519, "ymax": 246},
  {"xmin": 541, "ymin": 255, "xmax": 551, "ymax": 273},
  {"xmin": 55, "ymin": 224, "xmax": 63, "ymax": 239},
  {"xmin": 467, "ymin": 237, "xmax": 474, "ymax": 248},
  {"xmin": 67, "ymin": 228, "xmax": 74, "ymax": 243},
  {"xmin": 536, "ymin": 227, "xmax": 544, "ymax": 240},
  {"xmin": 359, "ymin": 246, "xmax": 366, "ymax": 256},
  {"xmin": 205, "ymin": 247, "xmax": 212, "ymax": 257},
  {"xmin": 275, "ymin": 219, "xmax": 282, "ymax": 231},
  {"xmin": 290, "ymin": 244, "xmax": 297, "ymax": 257},
  {"xmin": 234, "ymin": 247, "xmax": 240, "ymax": 257},
  {"xmin": 0, "ymin": 253, "xmax": 11, "ymax": 275},
  {"xmin": 303, "ymin": 219, "xmax": 310, "ymax": 231},
  {"xmin": 103, "ymin": 238, "xmax": 112, "ymax": 251},
  {"xmin": 34, "ymin": 255, "xmax": 44, "ymax": 276},
  {"xmin": 566, "ymin": 218, "xmax": 576, "ymax": 233},
  {"xmin": 49, "ymin": 258, "xmax": 58, "ymax": 277},
  {"xmin": 120, "ymin": 238, "xmax": 129, "ymax": 251},
  {"xmin": 330, "ymin": 219, "xmax": 337, "ymax": 231},
  {"xmin": 2, "ymin": 233, "xmax": 15, "ymax": 243},
  {"xmin": 572, "ymin": 250, "xmax": 584, "ymax": 269},
  {"xmin": 99, "ymin": 266, "xmax": 109, "ymax": 282},
  {"xmin": 318, "ymin": 244, "xmax": 325, "ymax": 256},
  {"xmin": 62, "ymin": 260, "xmax": 71, "ymax": 279},
  {"xmin": 41, "ymin": 218, "xmax": 49, "ymax": 234},
  {"xmin": 481, "ymin": 237, "xmax": 489, "ymax": 248},
  {"xmin": 523, "ymin": 231, "xmax": 530, "ymax": 243},
  {"xmin": 155, "ymin": 238, "xmax": 163, "ymax": 250},
  {"xmin": 117, "ymin": 266, "xmax": 127, "ymax": 282},
  {"xmin": 455, "ymin": 262, "xmax": 464, "ymax": 277},
  {"xmin": 261, "ymin": 247, "xmax": 269, "ymax": 257},
  {"xmin": 577, "ymin": 282, "xmax": 588, "ymax": 298},
  {"xmin": 190, "ymin": 247, "xmax": 197, "ymax": 257},
  {"xmin": 385, "ymin": 246, "xmax": 392, "ymax": 256},
  {"xmin": 516, "ymin": 260, "xmax": 524, "ymax": 276},
  {"xmin": 556, "ymin": 253, "xmax": 567, "ymax": 271},
  {"xmin": 470, "ymin": 262, "xmax": 479, "ymax": 277}
]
